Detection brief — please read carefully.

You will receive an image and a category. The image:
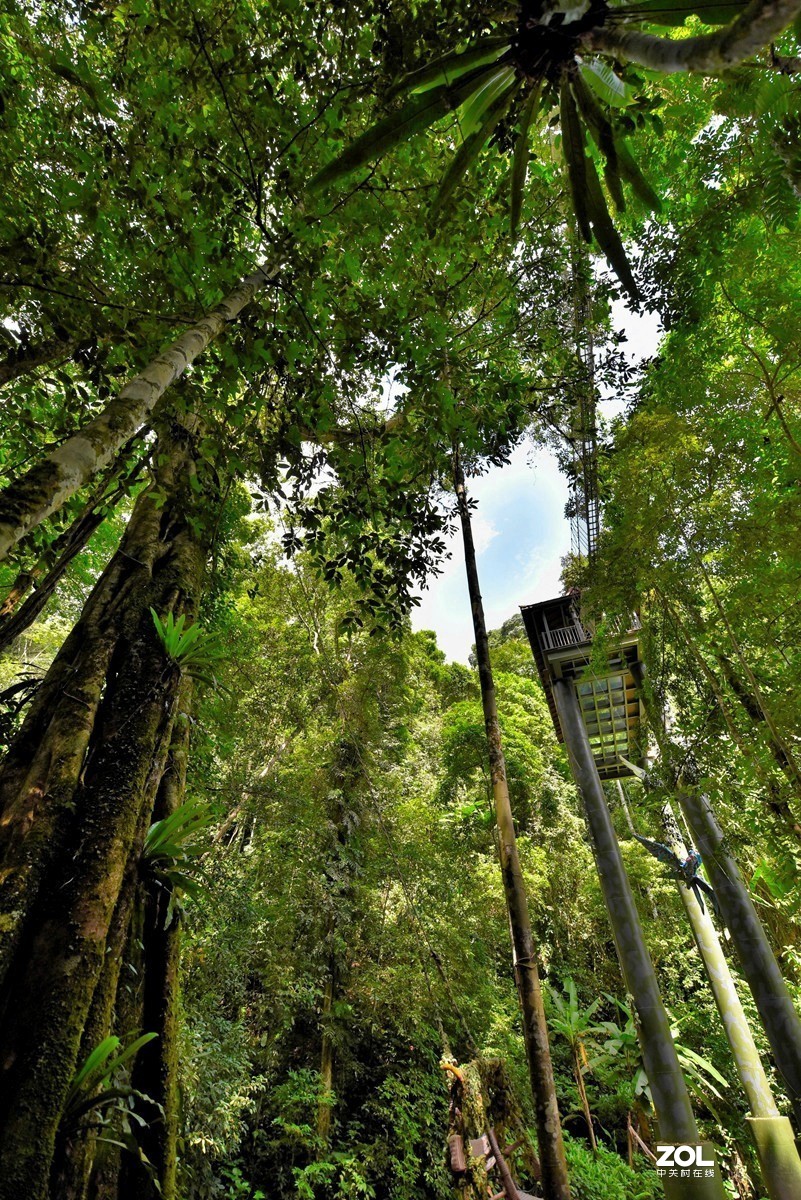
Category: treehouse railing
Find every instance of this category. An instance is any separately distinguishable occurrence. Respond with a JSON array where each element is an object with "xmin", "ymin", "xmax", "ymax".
[
  {"xmin": 540, "ymin": 612, "xmax": 641, "ymax": 653},
  {"xmin": 541, "ymin": 623, "xmax": 589, "ymax": 651}
]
